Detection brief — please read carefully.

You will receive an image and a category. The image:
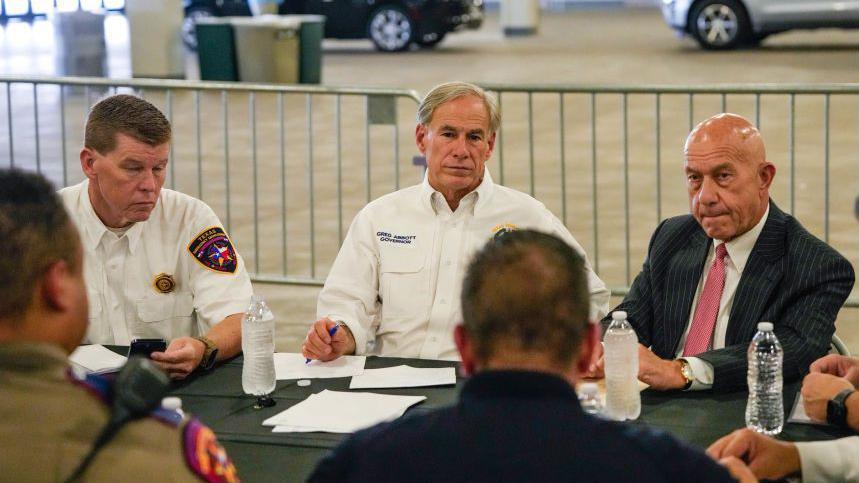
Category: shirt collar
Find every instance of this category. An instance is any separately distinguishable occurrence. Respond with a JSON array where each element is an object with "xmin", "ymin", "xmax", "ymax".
[
  {"xmin": 420, "ymin": 167, "xmax": 495, "ymax": 216},
  {"xmin": 78, "ymin": 179, "xmax": 145, "ymax": 255},
  {"xmin": 714, "ymin": 203, "xmax": 770, "ymax": 274}
]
